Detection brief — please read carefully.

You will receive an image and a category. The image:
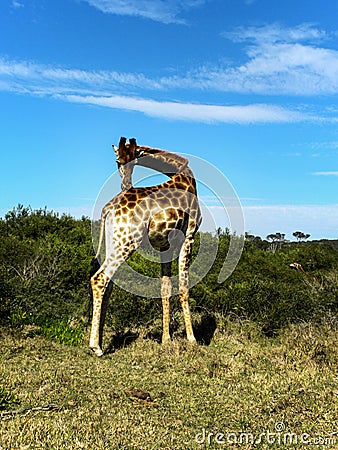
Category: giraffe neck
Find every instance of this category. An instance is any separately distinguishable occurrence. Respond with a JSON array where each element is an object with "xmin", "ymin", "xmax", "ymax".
[{"xmin": 136, "ymin": 147, "xmax": 190, "ymax": 178}]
